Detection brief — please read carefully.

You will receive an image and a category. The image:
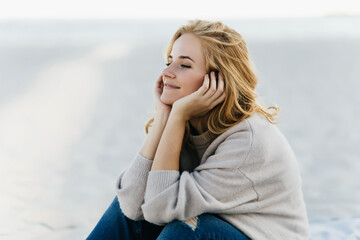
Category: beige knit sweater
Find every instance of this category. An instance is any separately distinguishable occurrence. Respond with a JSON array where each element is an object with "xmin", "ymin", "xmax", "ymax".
[{"xmin": 116, "ymin": 113, "xmax": 309, "ymax": 239}]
